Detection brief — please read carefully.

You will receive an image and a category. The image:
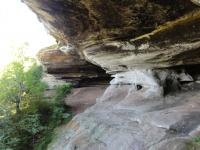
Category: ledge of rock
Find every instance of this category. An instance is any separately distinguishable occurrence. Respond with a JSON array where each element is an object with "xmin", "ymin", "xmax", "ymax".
[
  {"xmin": 23, "ymin": 0, "xmax": 197, "ymax": 44},
  {"xmin": 83, "ymin": 10, "xmax": 200, "ymax": 73},
  {"xmin": 37, "ymin": 45, "xmax": 111, "ymax": 85},
  {"xmin": 23, "ymin": 0, "xmax": 200, "ymax": 73}
]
